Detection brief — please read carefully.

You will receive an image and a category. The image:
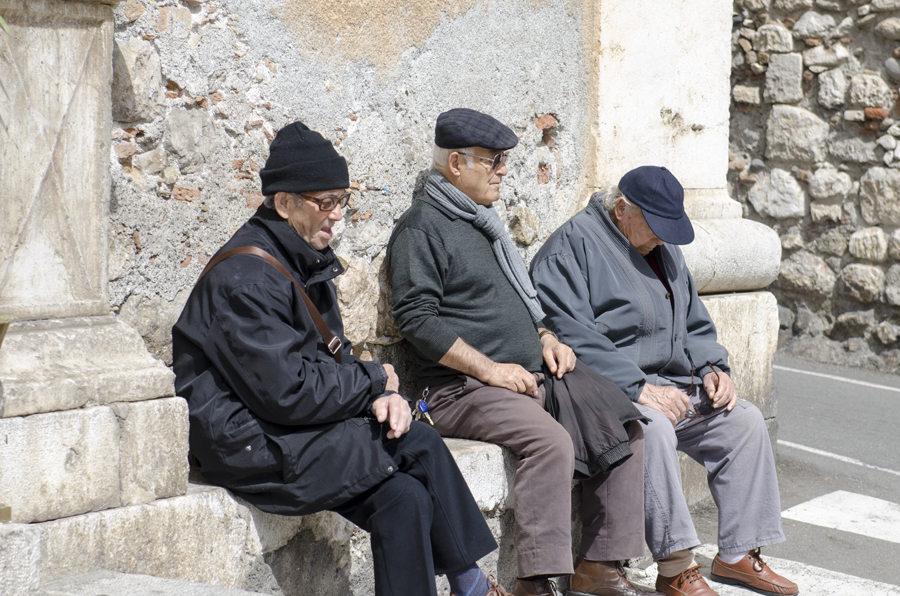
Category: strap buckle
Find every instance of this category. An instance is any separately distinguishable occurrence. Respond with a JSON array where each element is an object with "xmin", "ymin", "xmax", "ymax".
[{"xmin": 327, "ymin": 336, "xmax": 342, "ymax": 355}]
